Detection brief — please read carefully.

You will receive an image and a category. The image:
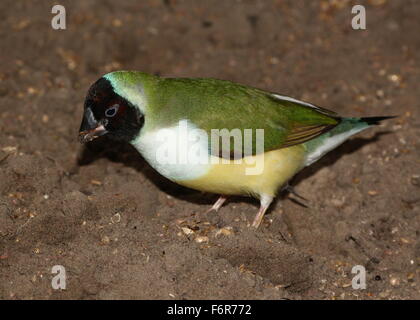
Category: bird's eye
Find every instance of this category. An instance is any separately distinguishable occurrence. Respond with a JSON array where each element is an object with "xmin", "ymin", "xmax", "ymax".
[{"xmin": 105, "ymin": 104, "xmax": 119, "ymax": 117}]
